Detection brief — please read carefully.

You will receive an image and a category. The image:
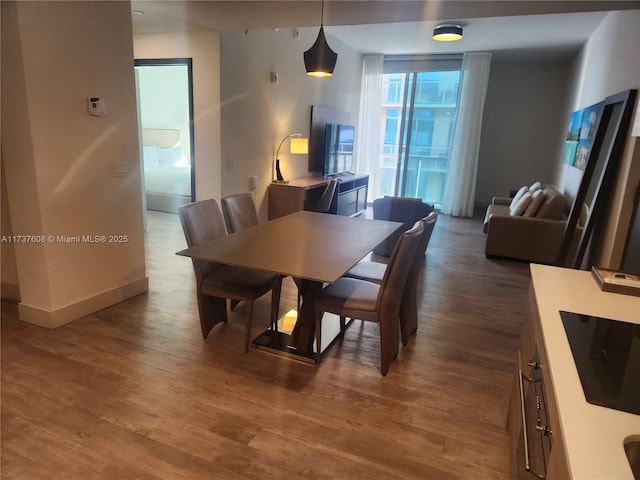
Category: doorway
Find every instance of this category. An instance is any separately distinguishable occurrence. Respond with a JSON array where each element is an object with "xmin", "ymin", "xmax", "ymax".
[{"xmin": 135, "ymin": 58, "xmax": 195, "ymax": 213}]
